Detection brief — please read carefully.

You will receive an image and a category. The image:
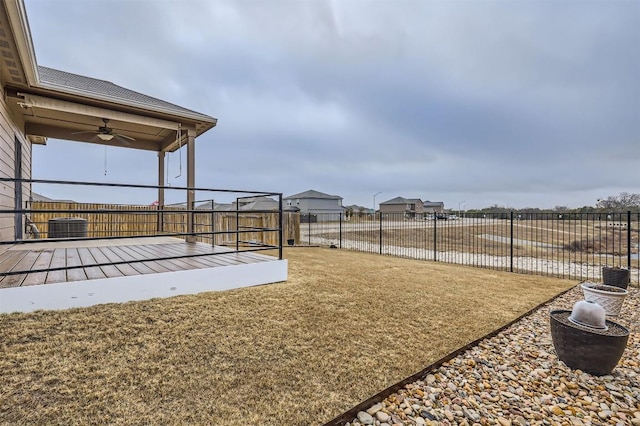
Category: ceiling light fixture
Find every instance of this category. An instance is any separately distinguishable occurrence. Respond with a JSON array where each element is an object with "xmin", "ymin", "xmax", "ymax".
[{"xmin": 97, "ymin": 133, "xmax": 114, "ymax": 141}]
